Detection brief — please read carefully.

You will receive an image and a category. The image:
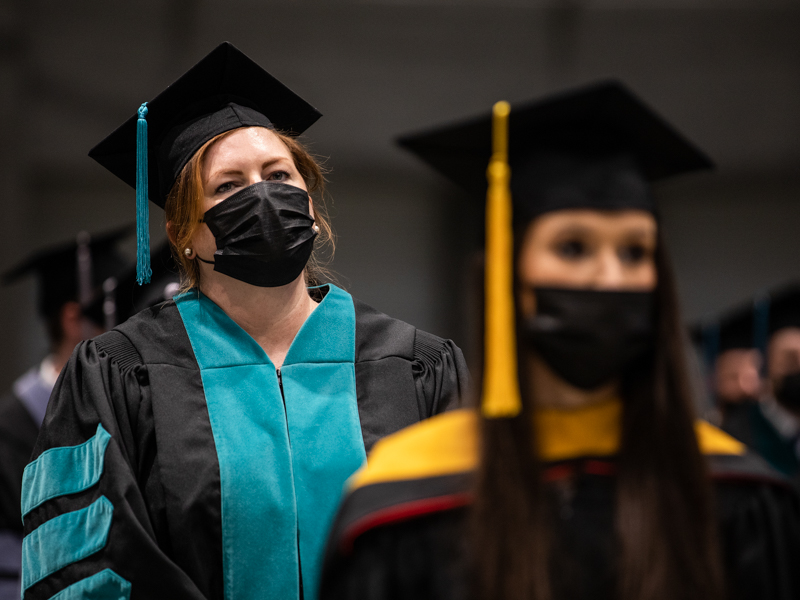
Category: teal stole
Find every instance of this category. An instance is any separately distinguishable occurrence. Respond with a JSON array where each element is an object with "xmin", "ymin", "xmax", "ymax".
[{"xmin": 174, "ymin": 284, "xmax": 366, "ymax": 600}]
